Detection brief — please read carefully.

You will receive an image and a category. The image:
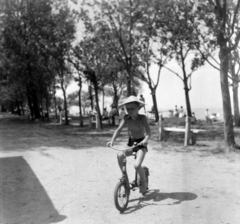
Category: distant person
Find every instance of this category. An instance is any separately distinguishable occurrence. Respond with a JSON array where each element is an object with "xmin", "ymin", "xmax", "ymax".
[
  {"xmin": 205, "ymin": 109, "xmax": 212, "ymax": 124},
  {"xmin": 169, "ymin": 110, "xmax": 173, "ymax": 117},
  {"xmin": 58, "ymin": 105, "xmax": 62, "ymax": 113},
  {"xmin": 191, "ymin": 112, "xmax": 196, "ymax": 123},
  {"xmin": 174, "ymin": 105, "xmax": 179, "ymax": 117},
  {"xmin": 93, "ymin": 106, "xmax": 97, "ymax": 115},
  {"xmin": 109, "ymin": 105, "xmax": 117, "ymax": 125},
  {"xmin": 58, "ymin": 105, "xmax": 63, "ymax": 123},
  {"xmin": 210, "ymin": 113, "xmax": 217, "ymax": 121},
  {"xmin": 102, "ymin": 108, "xmax": 109, "ymax": 120},
  {"xmin": 139, "ymin": 94, "xmax": 146, "ymax": 113},
  {"xmin": 179, "ymin": 106, "xmax": 185, "ymax": 118},
  {"xmin": 205, "ymin": 109, "xmax": 209, "ymax": 118}
]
